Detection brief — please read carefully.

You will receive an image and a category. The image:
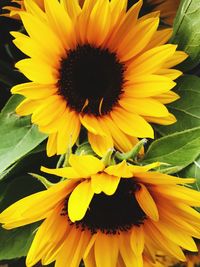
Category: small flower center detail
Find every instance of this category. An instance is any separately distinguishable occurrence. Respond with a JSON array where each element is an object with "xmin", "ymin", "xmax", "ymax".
[{"xmin": 58, "ymin": 45, "xmax": 125, "ymax": 116}]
